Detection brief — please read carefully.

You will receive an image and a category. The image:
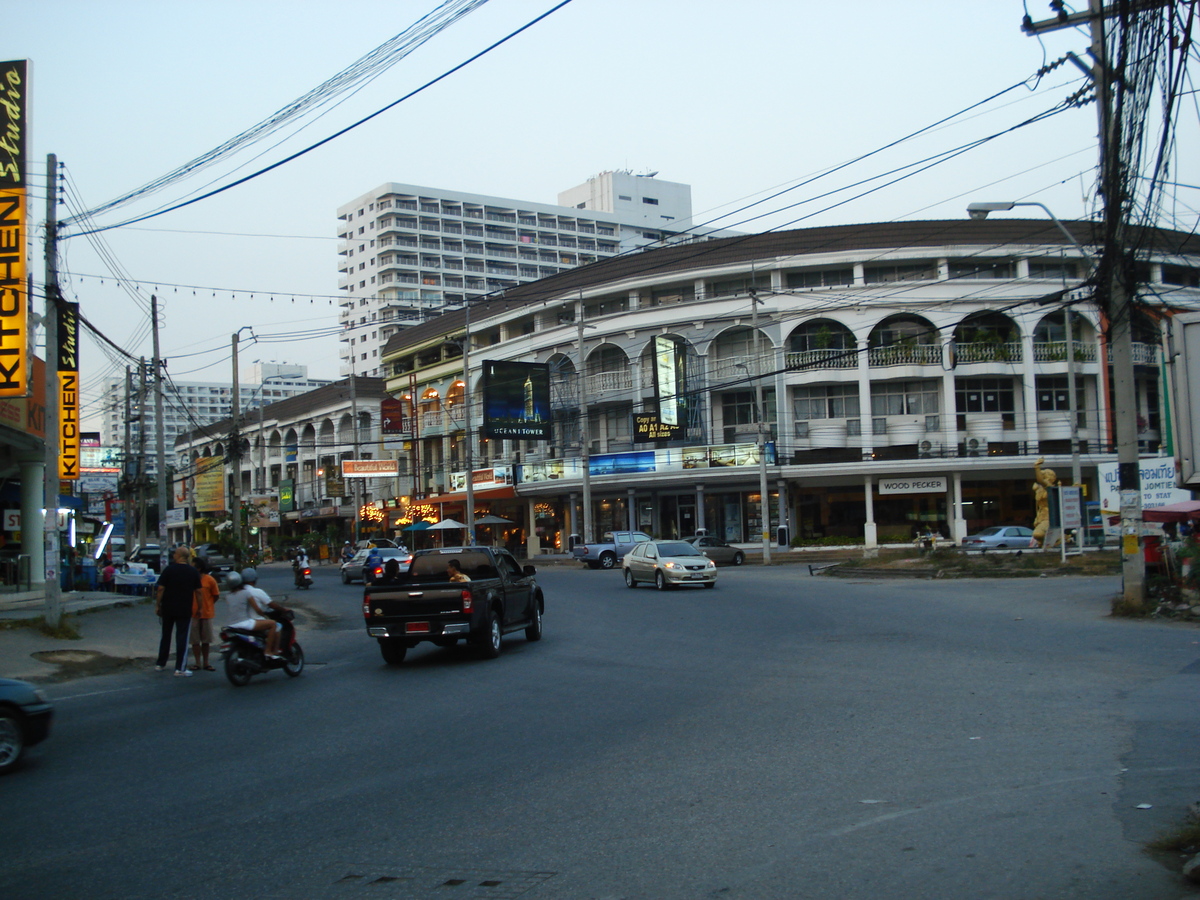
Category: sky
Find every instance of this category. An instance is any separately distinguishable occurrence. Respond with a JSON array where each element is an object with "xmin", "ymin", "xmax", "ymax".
[{"xmin": 9, "ymin": 0, "xmax": 1199, "ymax": 429}]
